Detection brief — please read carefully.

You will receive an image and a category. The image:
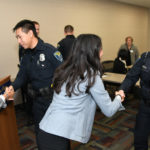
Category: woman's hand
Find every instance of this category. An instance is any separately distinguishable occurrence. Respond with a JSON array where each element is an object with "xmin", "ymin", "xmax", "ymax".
[{"xmin": 115, "ymin": 90, "xmax": 125, "ymax": 102}]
